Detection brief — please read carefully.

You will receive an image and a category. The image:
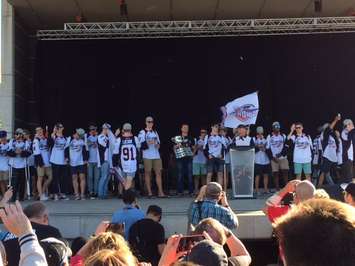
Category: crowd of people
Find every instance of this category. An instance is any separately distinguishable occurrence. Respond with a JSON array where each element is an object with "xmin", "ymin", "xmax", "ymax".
[
  {"xmin": 0, "ymin": 178, "xmax": 353, "ymax": 266},
  {"xmin": 0, "ymin": 113, "xmax": 355, "ymax": 202}
]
